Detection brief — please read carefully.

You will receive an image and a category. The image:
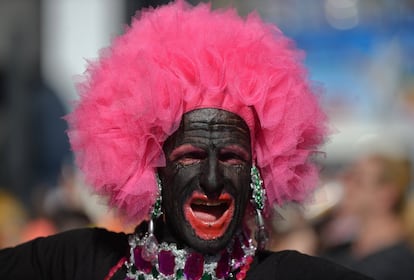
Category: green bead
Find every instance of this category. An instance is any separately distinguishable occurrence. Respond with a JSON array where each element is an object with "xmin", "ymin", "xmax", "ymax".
[
  {"xmin": 152, "ymin": 267, "xmax": 159, "ymax": 277},
  {"xmin": 138, "ymin": 275, "xmax": 145, "ymax": 280},
  {"xmin": 201, "ymin": 273, "xmax": 212, "ymax": 280},
  {"xmin": 176, "ymin": 269, "xmax": 184, "ymax": 279}
]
